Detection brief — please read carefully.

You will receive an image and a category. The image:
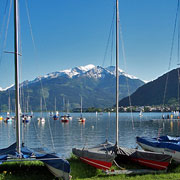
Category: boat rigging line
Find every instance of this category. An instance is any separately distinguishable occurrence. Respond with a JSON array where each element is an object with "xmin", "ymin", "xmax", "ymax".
[
  {"xmin": 25, "ymin": 0, "xmax": 36, "ymax": 53},
  {"xmin": 23, "ymin": 0, "xmax": 56, "ymax": 153},
  {"xmin": 118, "ymin": 10, "xmax": 135, "ymax": 130},
  {"xmin": 0, "ymin": 0, "xmax": 12, "ymax": 66},
  {"xmin": 162, "ymin": 0, "xmax": 180, "ymax": 112},
  {"xmin": 102, "ymin": 2, "xmax": 115, "ymax": 67}
]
